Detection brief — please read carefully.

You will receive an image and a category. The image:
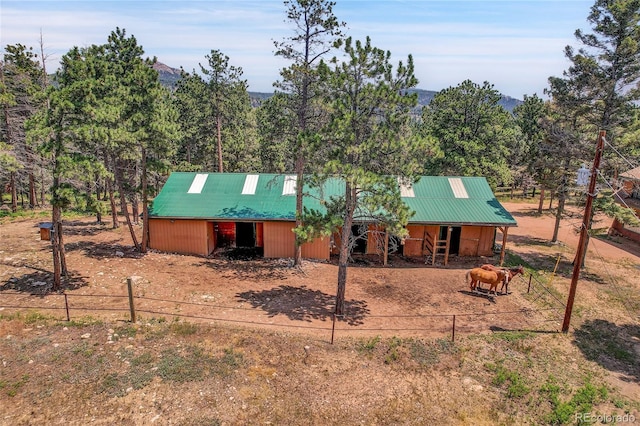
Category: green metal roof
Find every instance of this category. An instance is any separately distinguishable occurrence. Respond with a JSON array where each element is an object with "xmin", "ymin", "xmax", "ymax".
[{"xmin": 149, "ymin": 172, "xmax": 517, "ymax": 227}]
